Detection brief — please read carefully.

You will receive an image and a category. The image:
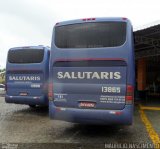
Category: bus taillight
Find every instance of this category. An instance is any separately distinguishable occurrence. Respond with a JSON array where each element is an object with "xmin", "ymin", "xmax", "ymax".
[
  {"xmin": 48, "ymin": 83, "xmax": 53, "ymax": 100},
  {"xmin": 126, "ymin": 85, "xmax": 134, "ymax": 104}
]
